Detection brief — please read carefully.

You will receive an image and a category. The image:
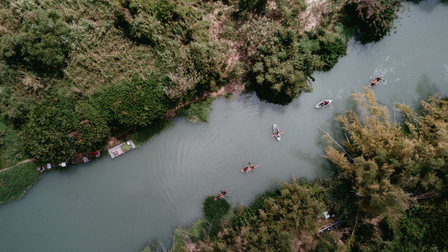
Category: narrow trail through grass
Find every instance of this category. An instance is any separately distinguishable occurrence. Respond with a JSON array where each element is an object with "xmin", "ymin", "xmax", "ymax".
[{"xmin": 0, "ymin": 159, "xmax": 37, "ymax": 173}]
